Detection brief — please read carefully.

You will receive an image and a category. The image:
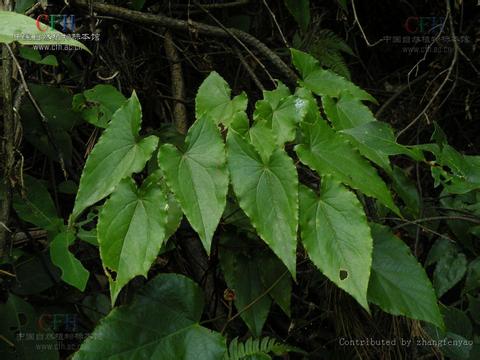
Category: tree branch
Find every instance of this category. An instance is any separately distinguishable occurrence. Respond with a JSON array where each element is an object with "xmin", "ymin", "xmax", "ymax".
[
  {"xmin": 164, "ymin": 31, "xmax": 188, "ymax": 134},
  {"xmin": 70, "ymin": 0, "xmax": 298, "ymax": 85}
]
